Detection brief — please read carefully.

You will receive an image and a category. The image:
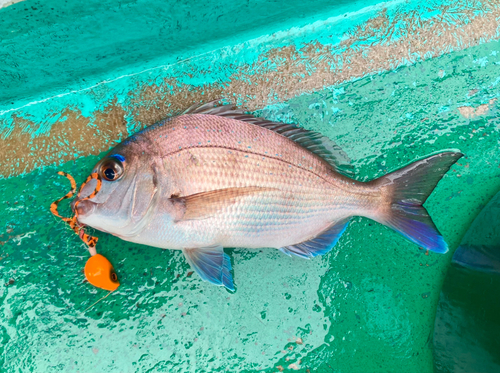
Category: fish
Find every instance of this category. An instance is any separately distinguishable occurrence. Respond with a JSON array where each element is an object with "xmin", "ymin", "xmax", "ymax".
[{"xmin": 71, "ymin": 101, "xmax": 462, "ymax": 290}]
